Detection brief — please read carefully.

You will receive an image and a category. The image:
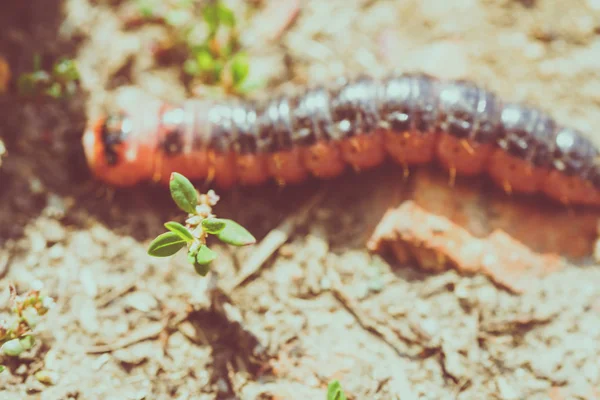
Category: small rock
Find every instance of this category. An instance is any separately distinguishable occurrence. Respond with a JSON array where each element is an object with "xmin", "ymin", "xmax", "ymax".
[
  {"xmin": 47, "ymin": 244, "xmax": 65, "ymax": 260},
  {"xmin": 34, "ymin": 370, "xmax": 59, "ymax": 385},
  {"xmin": 123, "ymin": 291, "xmax": 158, "ymax": 312},
  {"xmin": 29, "ymin": 231, "xmax": 47, "ymax": 253},
  {"xmin": 582, "ymin": 359, "xmax": 599, "ymax": 383},
  {"xmin": 588, "ymin": 0, "xmax": 600, "ymax": 9},
  {"xmin": 524, "ymin": 42, "xmax": 545, "ymax": 60},
  {"xmin": 112, "ymin": 342, "xmax": 153, "ymax": 365},
  {"xmin": 77, "ymin": 296, "xmax": 99, "ymax": 334},
  {"xmin": 15, "ymin": 364, "xmax": 28, "ymax": 375},
  {"xmin": 496, "ymin": 376, "xmax": 520, "ymax": 400},
  {"xmin": 26, "ymin": 376, "xmax": 47, "ymax": 393},
  {"xmin": 80, "ymin": 268, "xmax": 98, "ymax": 297},
  {"xmin": 530, "ymin": 348, "xmax": 563, "ymax": 378},
  {"xmin": 39, "ymin": 218, "xmax": 67, "ymax": 243},
  {"xmin": 69, "ymin": 233, "xmax": 102, "ymax": 261},
  {"xmin": 442, "ymin": 347, "xmax": 467, "ymax": 381}
]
